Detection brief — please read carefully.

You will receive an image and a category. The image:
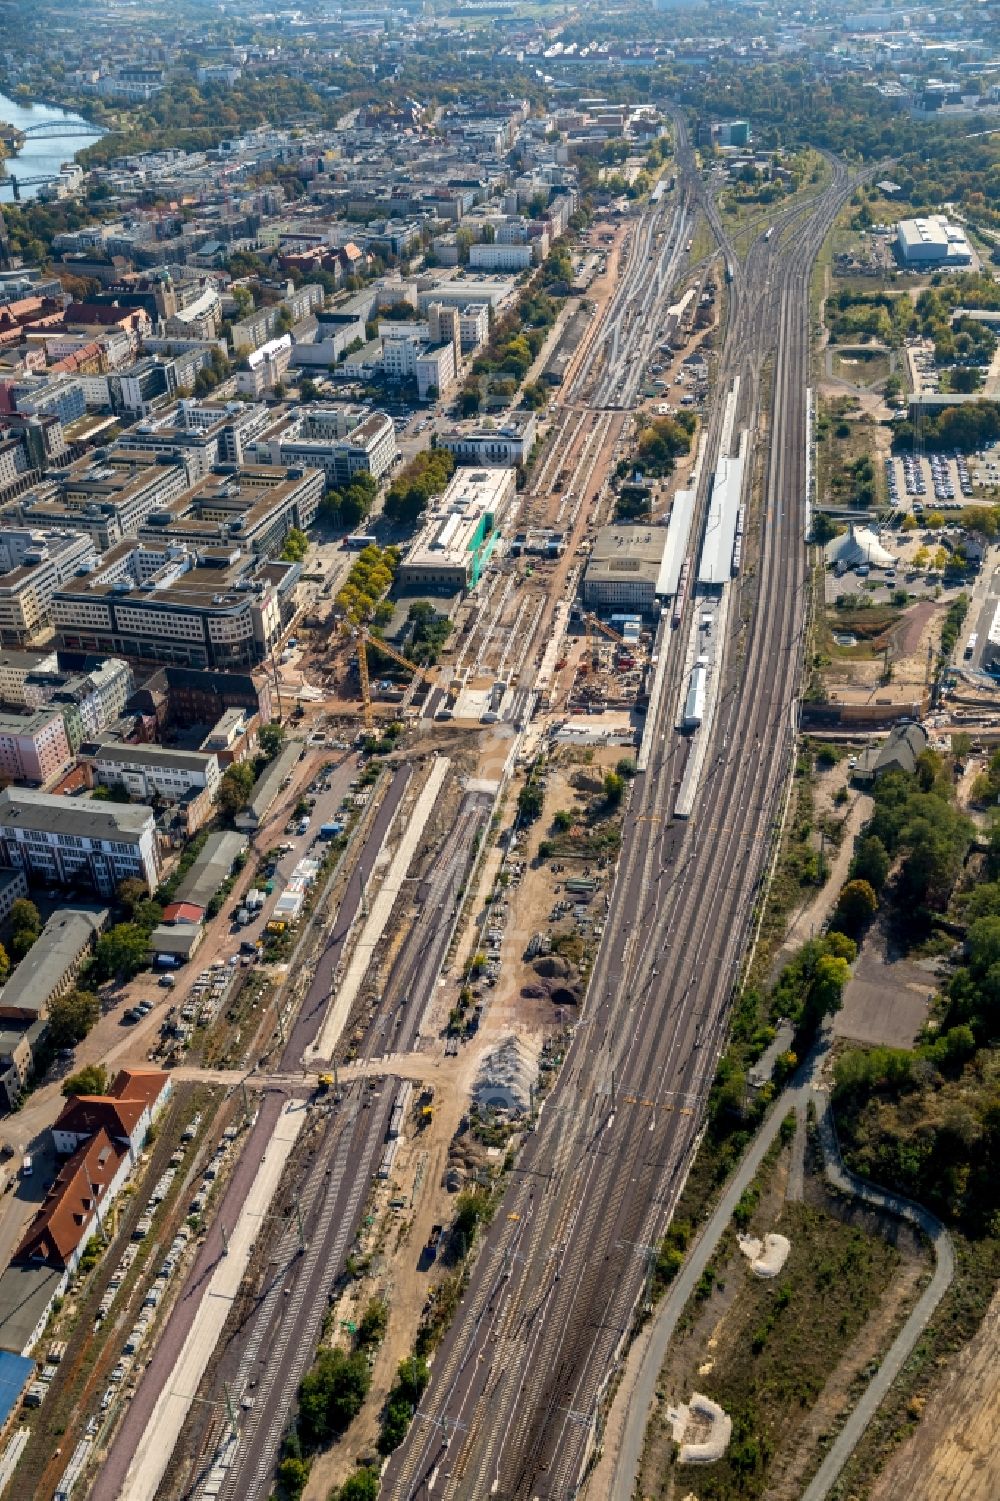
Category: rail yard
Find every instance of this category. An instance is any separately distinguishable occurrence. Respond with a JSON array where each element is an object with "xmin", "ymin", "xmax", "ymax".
[{"xmin": 7, "ymin": 111, "xmax": 872, "ymax": 1501}]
